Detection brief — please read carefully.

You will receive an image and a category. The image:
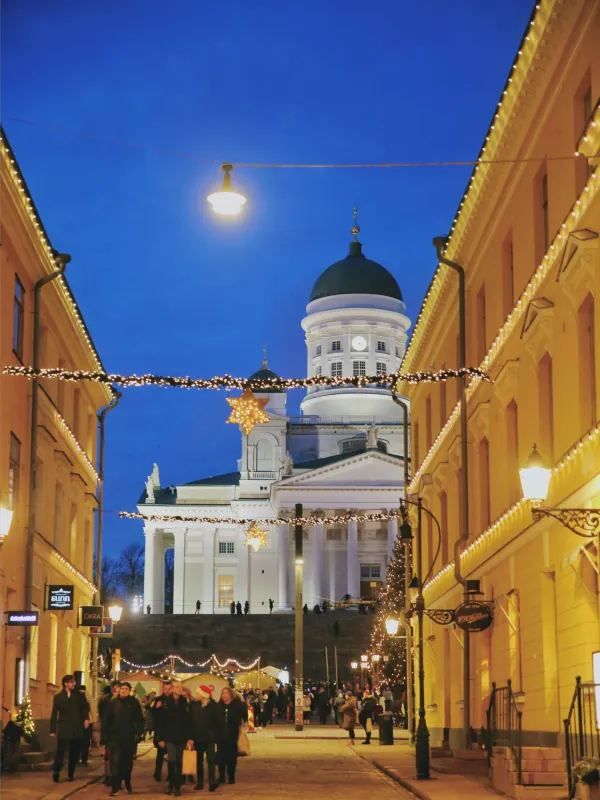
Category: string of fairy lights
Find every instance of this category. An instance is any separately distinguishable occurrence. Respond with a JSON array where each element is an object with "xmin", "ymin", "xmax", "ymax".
[
  {"xmin": 2, "ymin": 364, "xmax": 488, "ymax": 390},
  {"xmin": 120, "ymin": 508, "xmax": 407, "ymax": 526},
  {"xmin": 121, "ymin": 653, "xmax": 261, "ymax": 671}
]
